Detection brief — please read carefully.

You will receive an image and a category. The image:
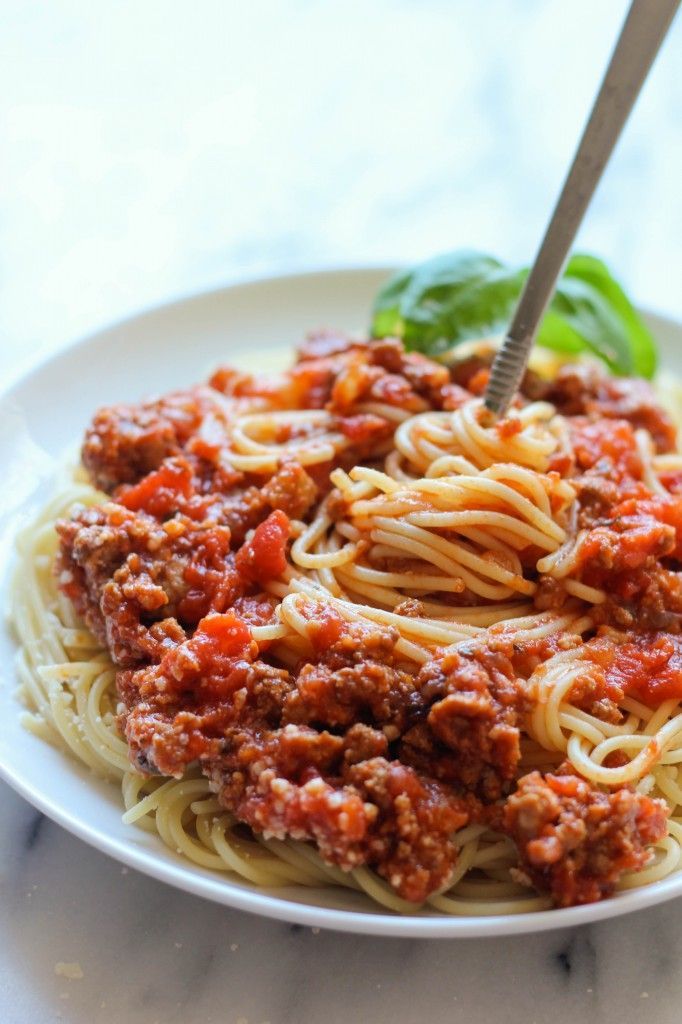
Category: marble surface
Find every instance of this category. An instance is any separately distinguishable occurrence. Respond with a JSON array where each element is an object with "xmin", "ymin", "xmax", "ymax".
[
  {"xmin": 2, "ymin": 1, "xmax": 682, "ymax": 1022},
  {"xmin": 4, "ymin": 778, "xmax": 682, "ymax": 1024}
]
